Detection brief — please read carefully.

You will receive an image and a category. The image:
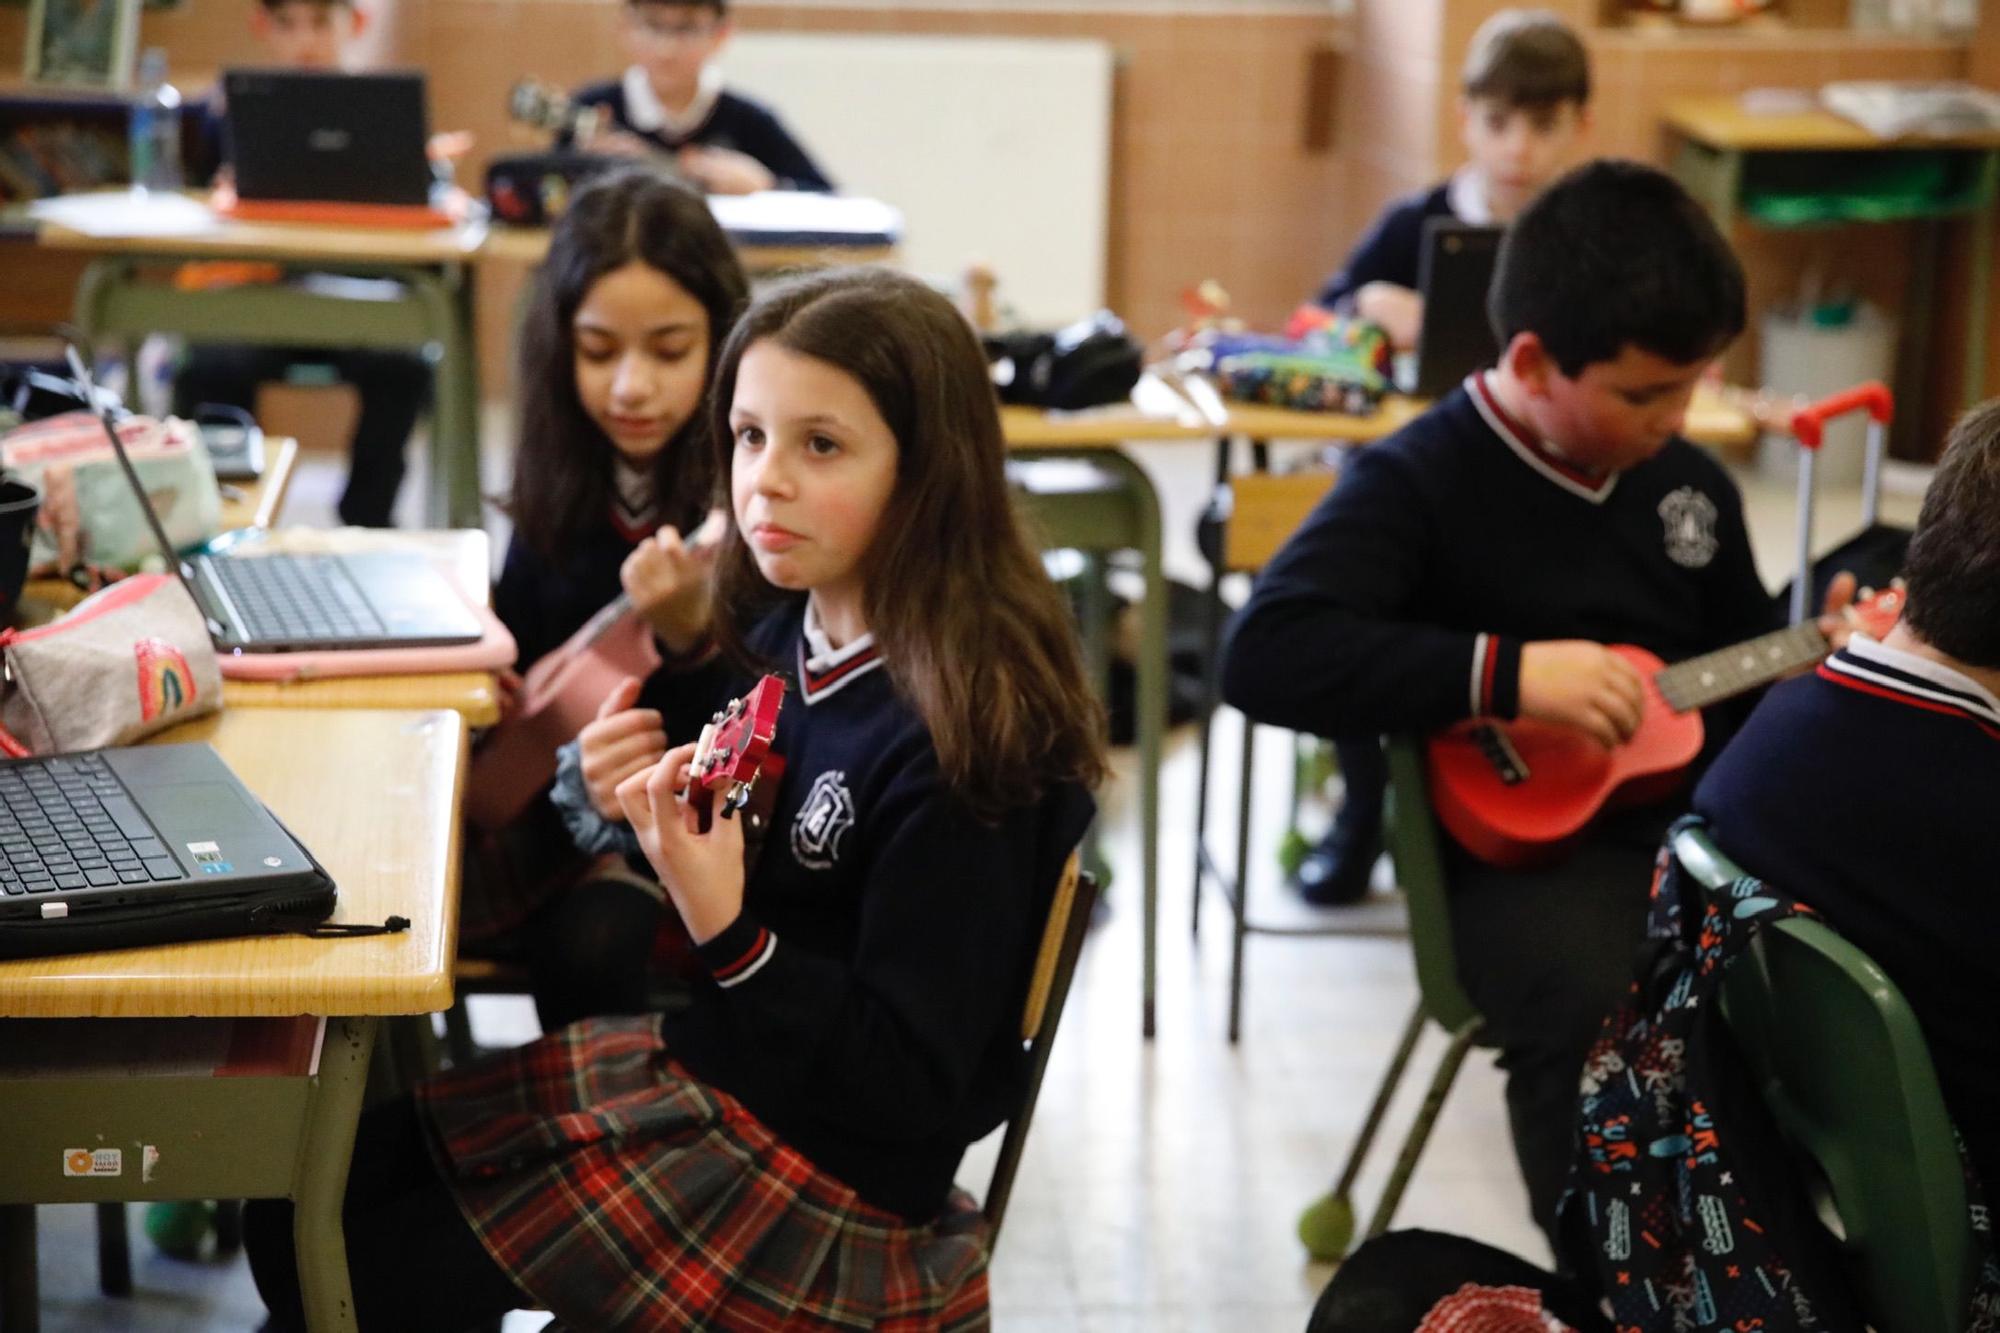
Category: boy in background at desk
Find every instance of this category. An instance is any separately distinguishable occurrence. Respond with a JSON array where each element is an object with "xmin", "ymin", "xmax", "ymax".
[
  {"xmin": 1693, "ymin": 399, "xmax": 2000, "ymax": 1200},
  {"xmin": 170, "ymin": 0, "xmax": 441, "ymax": 529},
  {"xmin": 1224, "ymin": 161, "xmax": 1853, "ymax": 1241},
  {"xmin": 560, "ymin": 0, "xmax": 833, "ymax": 195},
  {"xmin": 1294, "ymin": 6, "xmax": 1593, "ymax": 908}
]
